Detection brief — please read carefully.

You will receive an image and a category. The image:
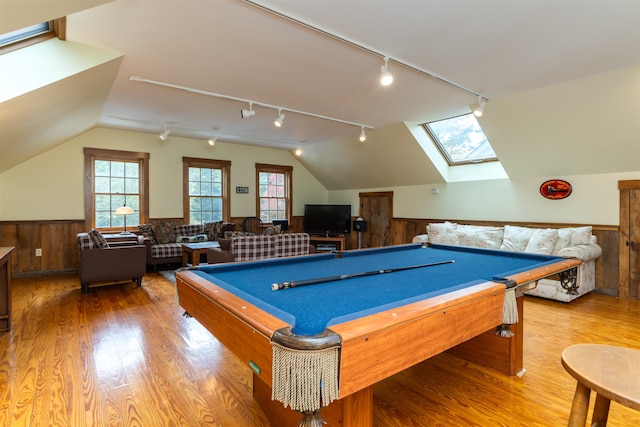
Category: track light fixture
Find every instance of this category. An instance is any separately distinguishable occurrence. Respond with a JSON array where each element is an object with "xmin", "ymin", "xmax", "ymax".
[
  {"xmin": 473, "ymin": 96, "xmax": 487, "ymax": 117},
  {"xmin": 158, "ymin": 124, "xmax": 170, "ymax": 141},
  {"xmin": 359, "ymin": 127, "xmax": 366, "ymax": 142},
  {"xmin": 208, "ymin": 127, "xmax": 218, "ymax": 146},
  {"xmin": 130, "ymin": 76, "xmax": 374, "ymax": 142},
  {"xmin": 274, "ymin": 109, "xmax": 285, "ymax": 127},
  {"xmin": 379, "ymin": 56, "xmax": 393, "ymax": 86},
  {"xmin": 240, "ymin": 102, "xmax": 255, "ymax": 118}
]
